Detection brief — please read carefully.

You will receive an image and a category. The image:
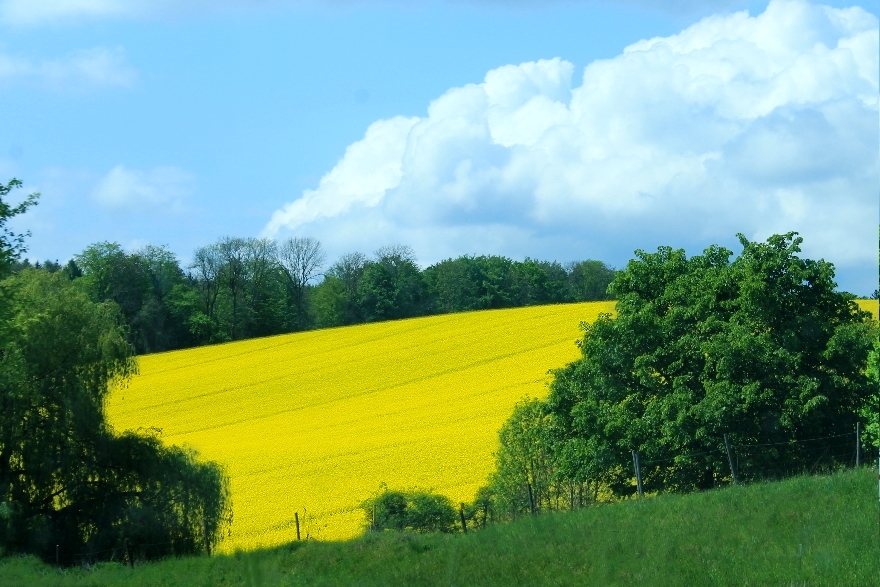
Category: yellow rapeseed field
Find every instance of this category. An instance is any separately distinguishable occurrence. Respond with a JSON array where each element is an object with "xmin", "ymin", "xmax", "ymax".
[
  {"xmin": 856, "ymin": 298, "xmax": 879, "ymax": 321},
  {"xmin": 106, "ymin": 299, "xmax": 878, "ymax": 552},
  {"xmin": 106, "ymin": 302, "xmax": 616, "ymax": 551}
]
